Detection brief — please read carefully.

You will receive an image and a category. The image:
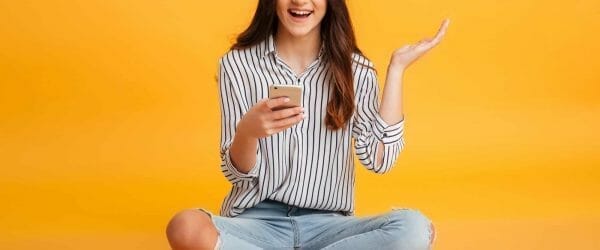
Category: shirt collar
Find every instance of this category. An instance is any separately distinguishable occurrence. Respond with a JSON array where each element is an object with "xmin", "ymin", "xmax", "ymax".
[
  {"xmin": 262, "ymin": 34, "xmax": 325, "ymax": 60},
  {"xmin": 262, "ymin": 34, "xmax": 276, "ymax": 58}
]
